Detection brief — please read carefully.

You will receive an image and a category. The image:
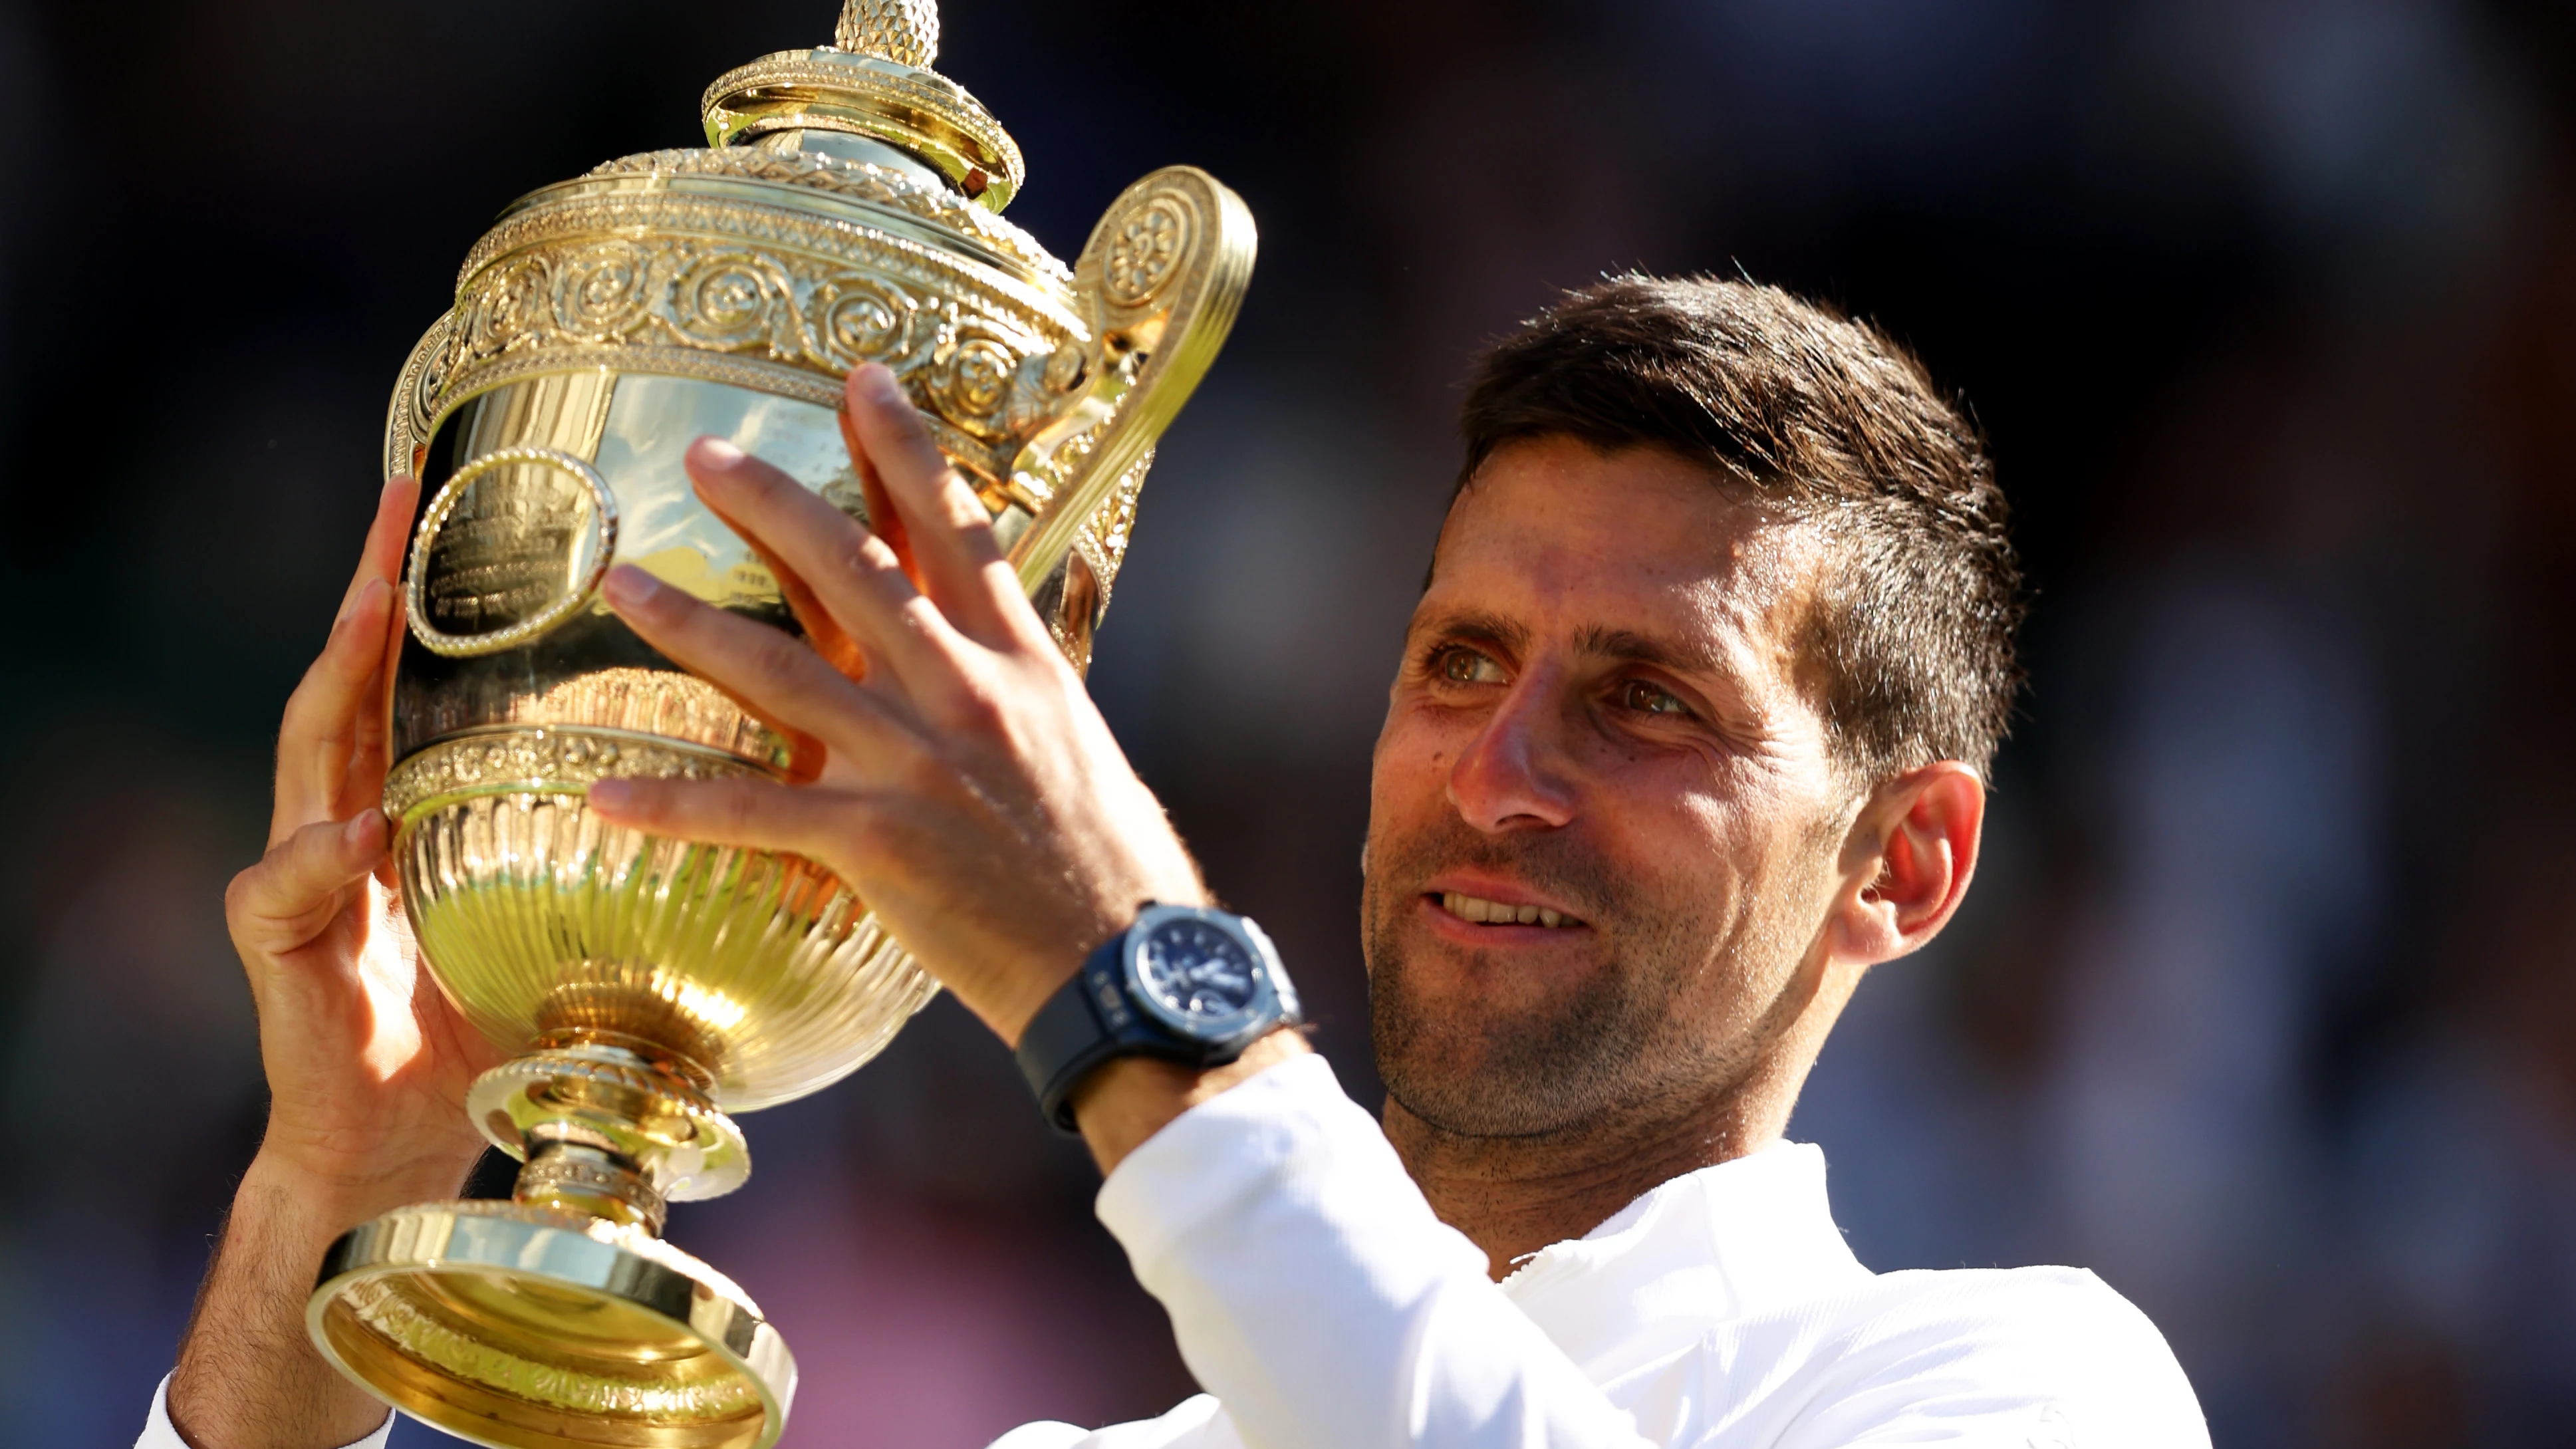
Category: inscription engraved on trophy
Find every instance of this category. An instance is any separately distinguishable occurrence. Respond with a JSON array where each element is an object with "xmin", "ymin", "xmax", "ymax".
[
  {"xmin": 426, "ymin": 471, "xmax": 592, "ymax": 633},
  {"xmin": 407, "ymin": 446, "xmax": 621, "ymax": 657}
]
